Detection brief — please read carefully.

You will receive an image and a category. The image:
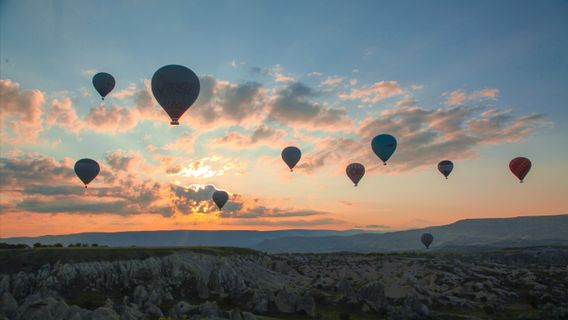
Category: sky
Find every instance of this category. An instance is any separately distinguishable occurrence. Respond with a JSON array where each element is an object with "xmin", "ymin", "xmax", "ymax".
[{"xmin": 1, "ymin": 0, "xmax": 567, "ymax": 237}]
